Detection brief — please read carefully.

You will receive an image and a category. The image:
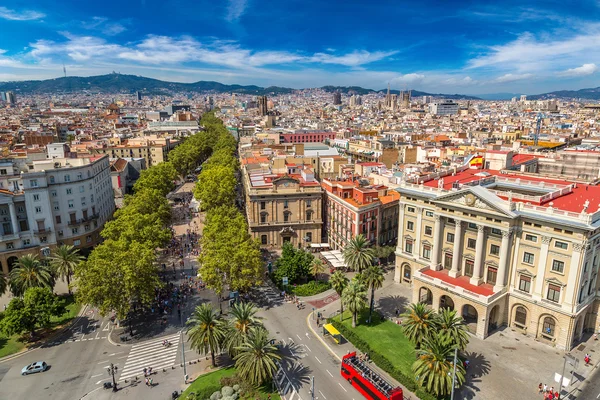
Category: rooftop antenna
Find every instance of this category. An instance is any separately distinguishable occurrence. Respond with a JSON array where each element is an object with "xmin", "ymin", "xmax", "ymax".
[{"xmin": 63, "ymin": 63, "xmax": 67, "ymax": 78}]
